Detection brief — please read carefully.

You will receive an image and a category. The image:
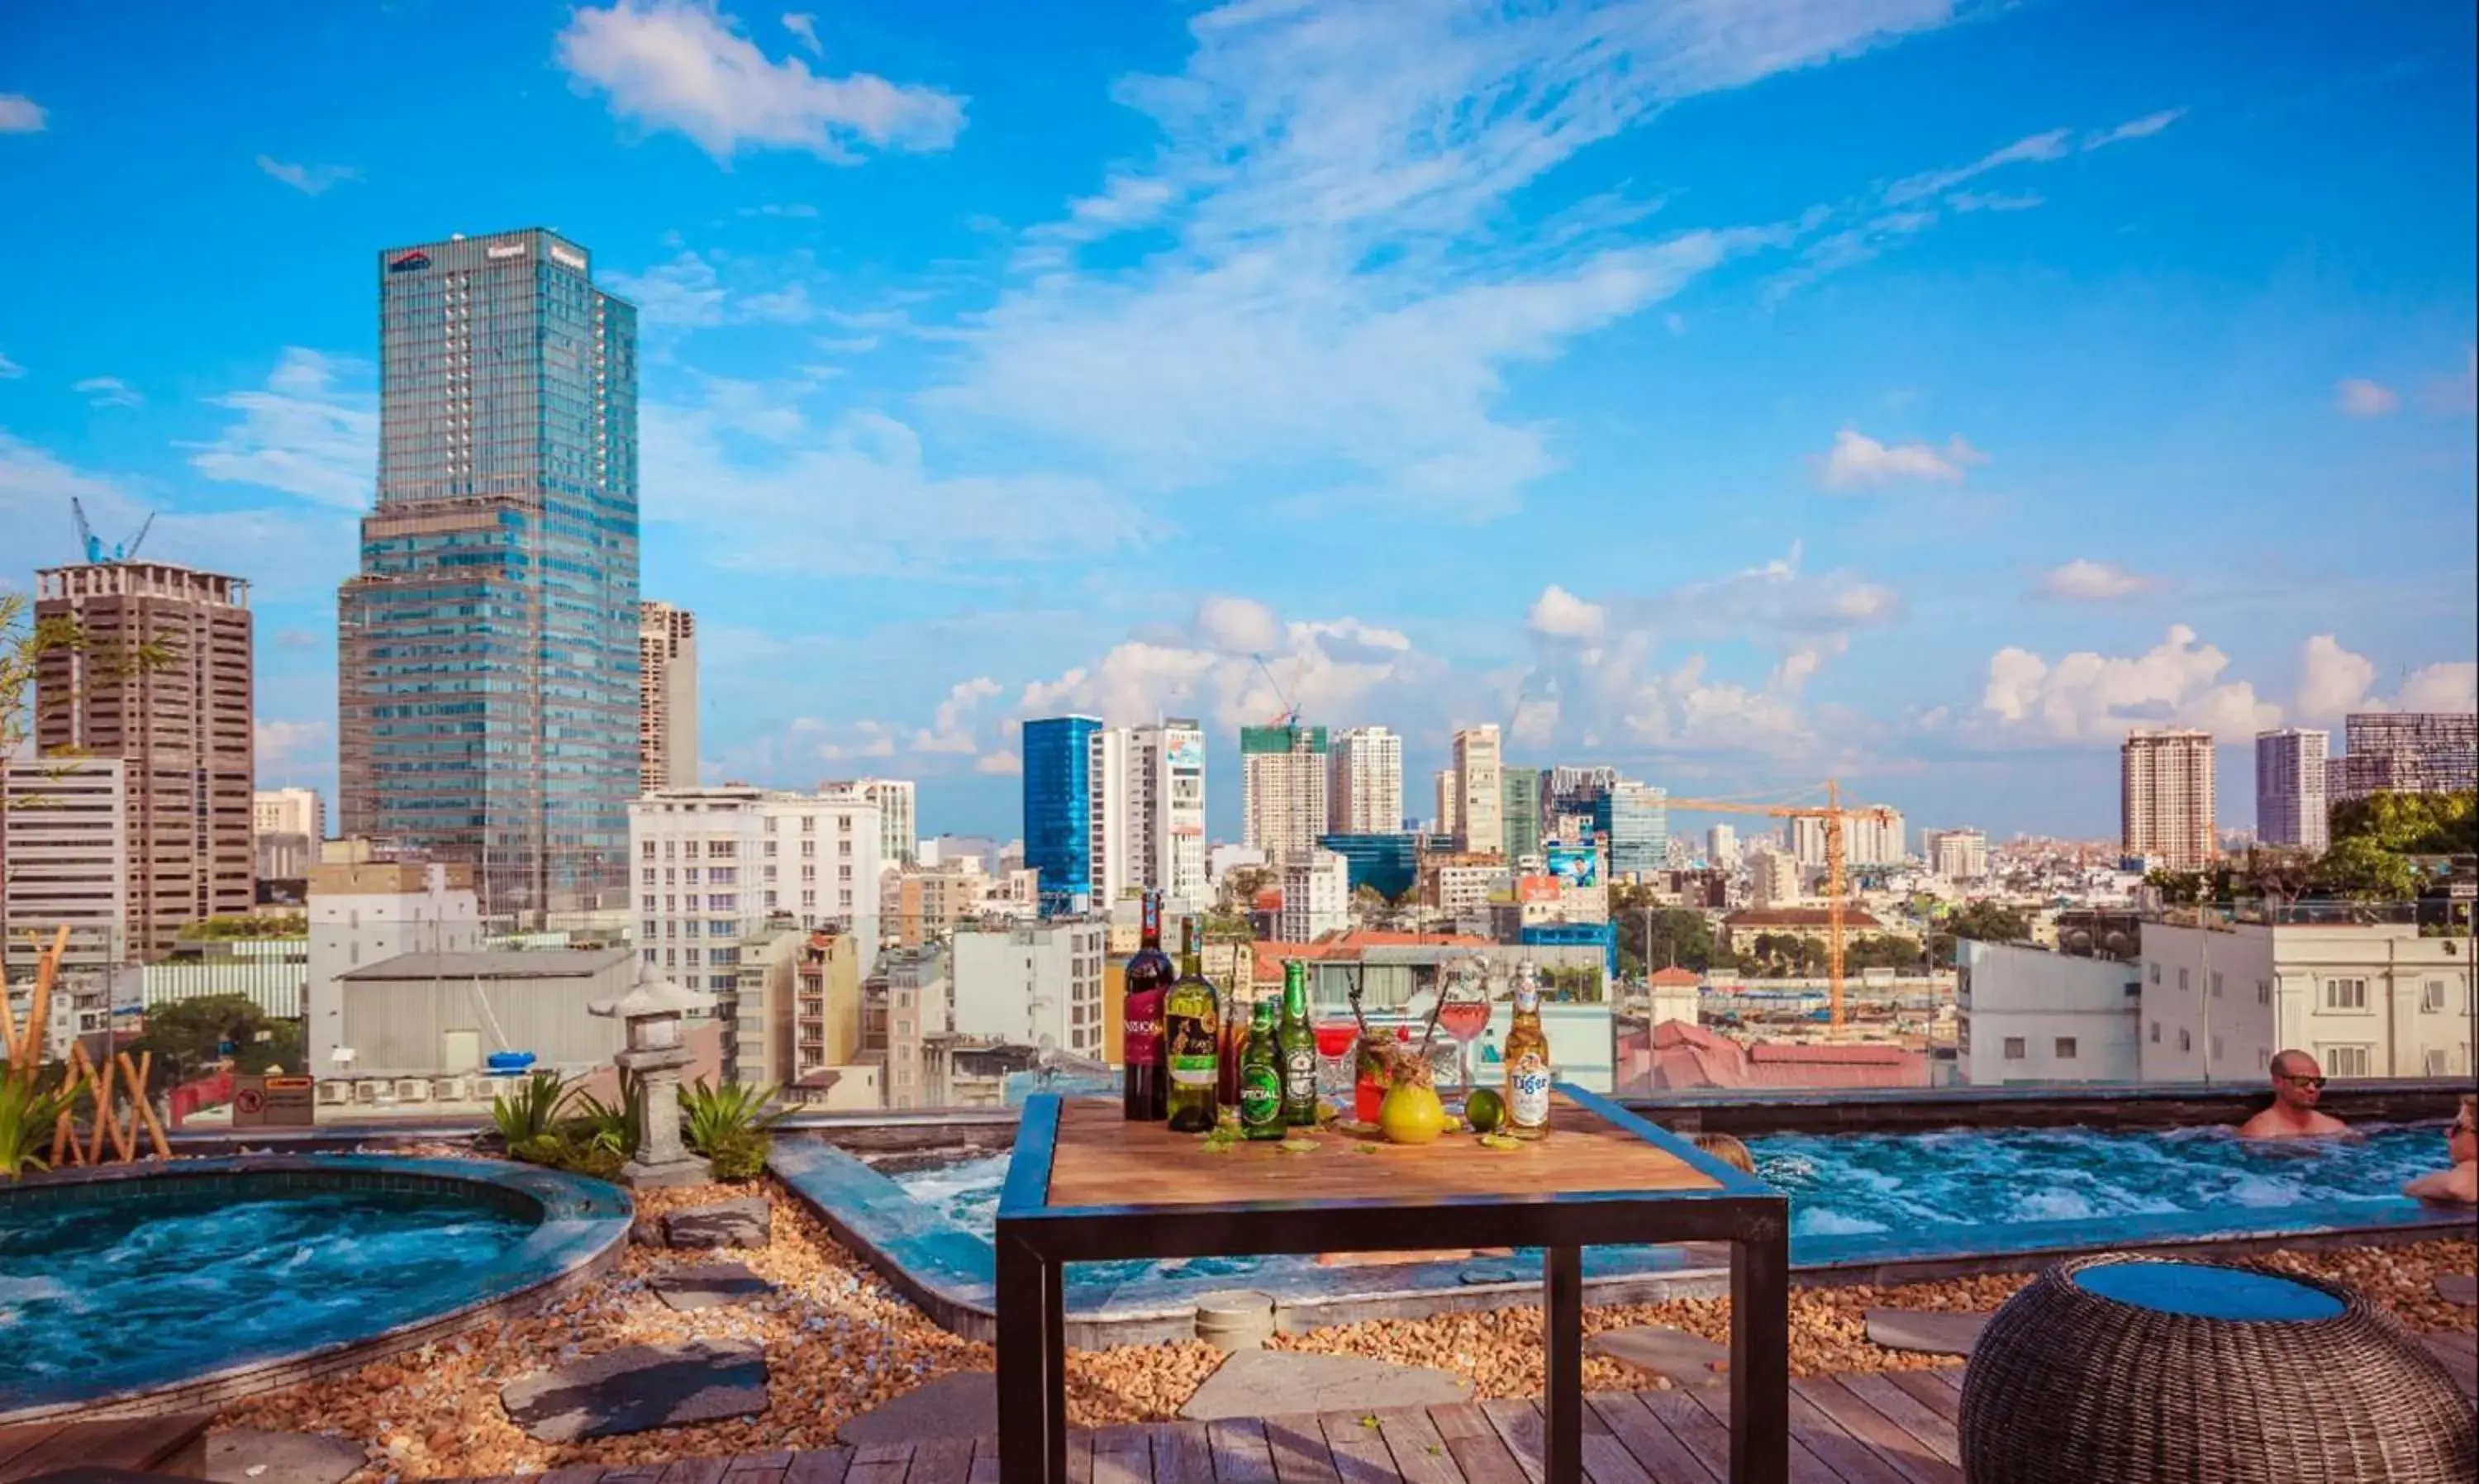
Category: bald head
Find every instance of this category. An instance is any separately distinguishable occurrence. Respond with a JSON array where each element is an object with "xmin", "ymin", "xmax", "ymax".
[{"xmin": 2270, "ymin": 1049, "xmax": 2325, "ymax": 1110}]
